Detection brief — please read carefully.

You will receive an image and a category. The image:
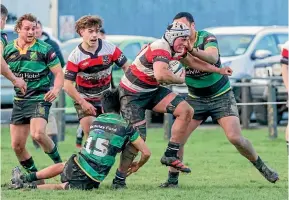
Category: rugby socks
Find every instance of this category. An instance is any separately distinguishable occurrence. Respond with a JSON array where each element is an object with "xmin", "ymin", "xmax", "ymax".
[
  {"xmin": 49, "ymin": 135, "xmax": 58, "ymax": 147},
  {"xmin": 76, "ymin": 127, "xmax": 84, "ymax": 147},
  {"xmin": 251, "ymin": 156, "xmax": 264, "ymax": 170},
  {"xmin": 20, "ymin": 157, "xmax": 38, "ymax": 173},
  {"xmin": 167, "ymin": 171, "xmax": 179, "ymax": 184},
  {"xmin": 45, "ymin": 145, "xmax": 62, "ymax": 164},
  {"xmin": 113, "ymin": 169, "xmax": 126, "ymax": 183},
  {"xmin": 21, "ymin": 172, "xmax": 38, "ymax": 182},
  {"xmin": 164, "ymin": 142, "xmax": 180, "ymax": 157}
]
